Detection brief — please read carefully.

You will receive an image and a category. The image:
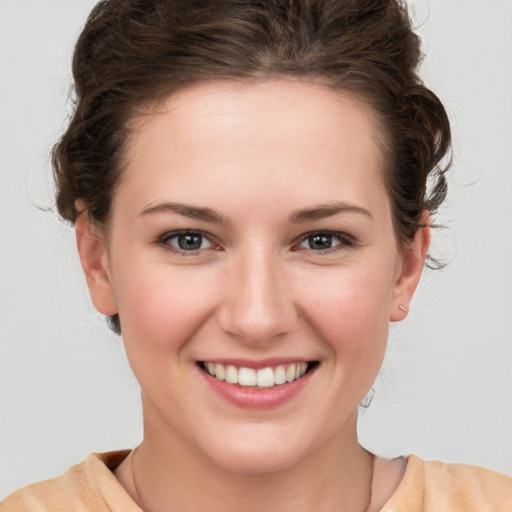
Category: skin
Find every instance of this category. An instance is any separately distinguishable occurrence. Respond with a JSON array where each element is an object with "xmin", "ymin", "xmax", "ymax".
[{"xmin": 76, "ymin": 80, "xmax": 429, "ymax": 512}]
